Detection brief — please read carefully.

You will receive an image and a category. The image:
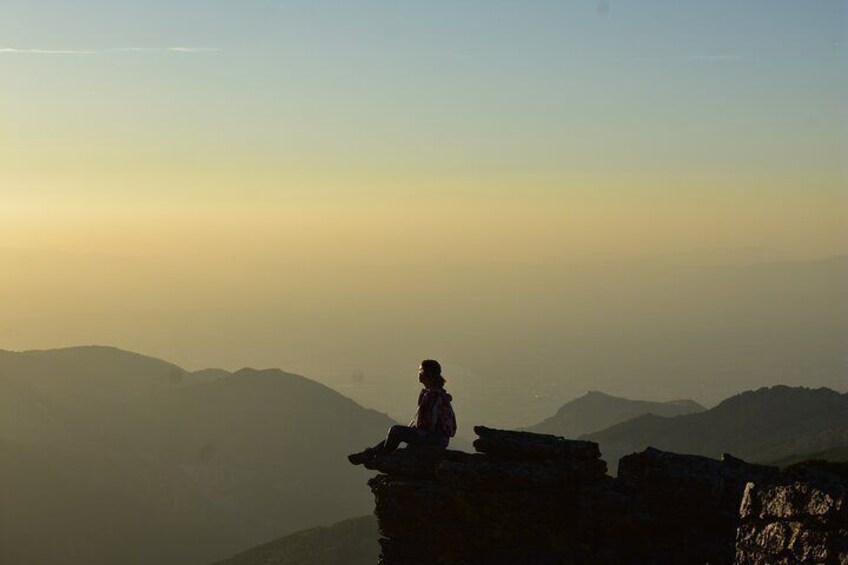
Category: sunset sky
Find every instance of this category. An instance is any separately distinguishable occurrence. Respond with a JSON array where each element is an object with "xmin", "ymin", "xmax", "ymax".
[
  {"xmin": 3, "ymin": 1, "xmax": 846, "ymax": 257},
  {"xmin": 1, "ymin": 1, "xmax": 846, "ymax": 417}
]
